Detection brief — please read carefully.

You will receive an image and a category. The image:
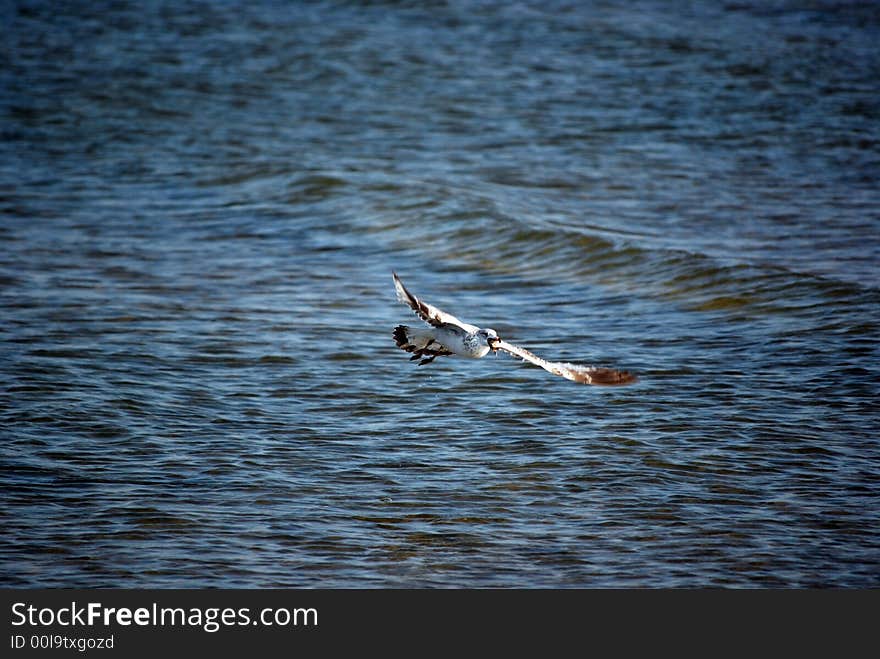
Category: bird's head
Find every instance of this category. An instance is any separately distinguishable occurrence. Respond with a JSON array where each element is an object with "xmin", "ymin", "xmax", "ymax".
[{"xmin": 479, "ymin": 328, "xmax": 501, "ymax": 351}]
